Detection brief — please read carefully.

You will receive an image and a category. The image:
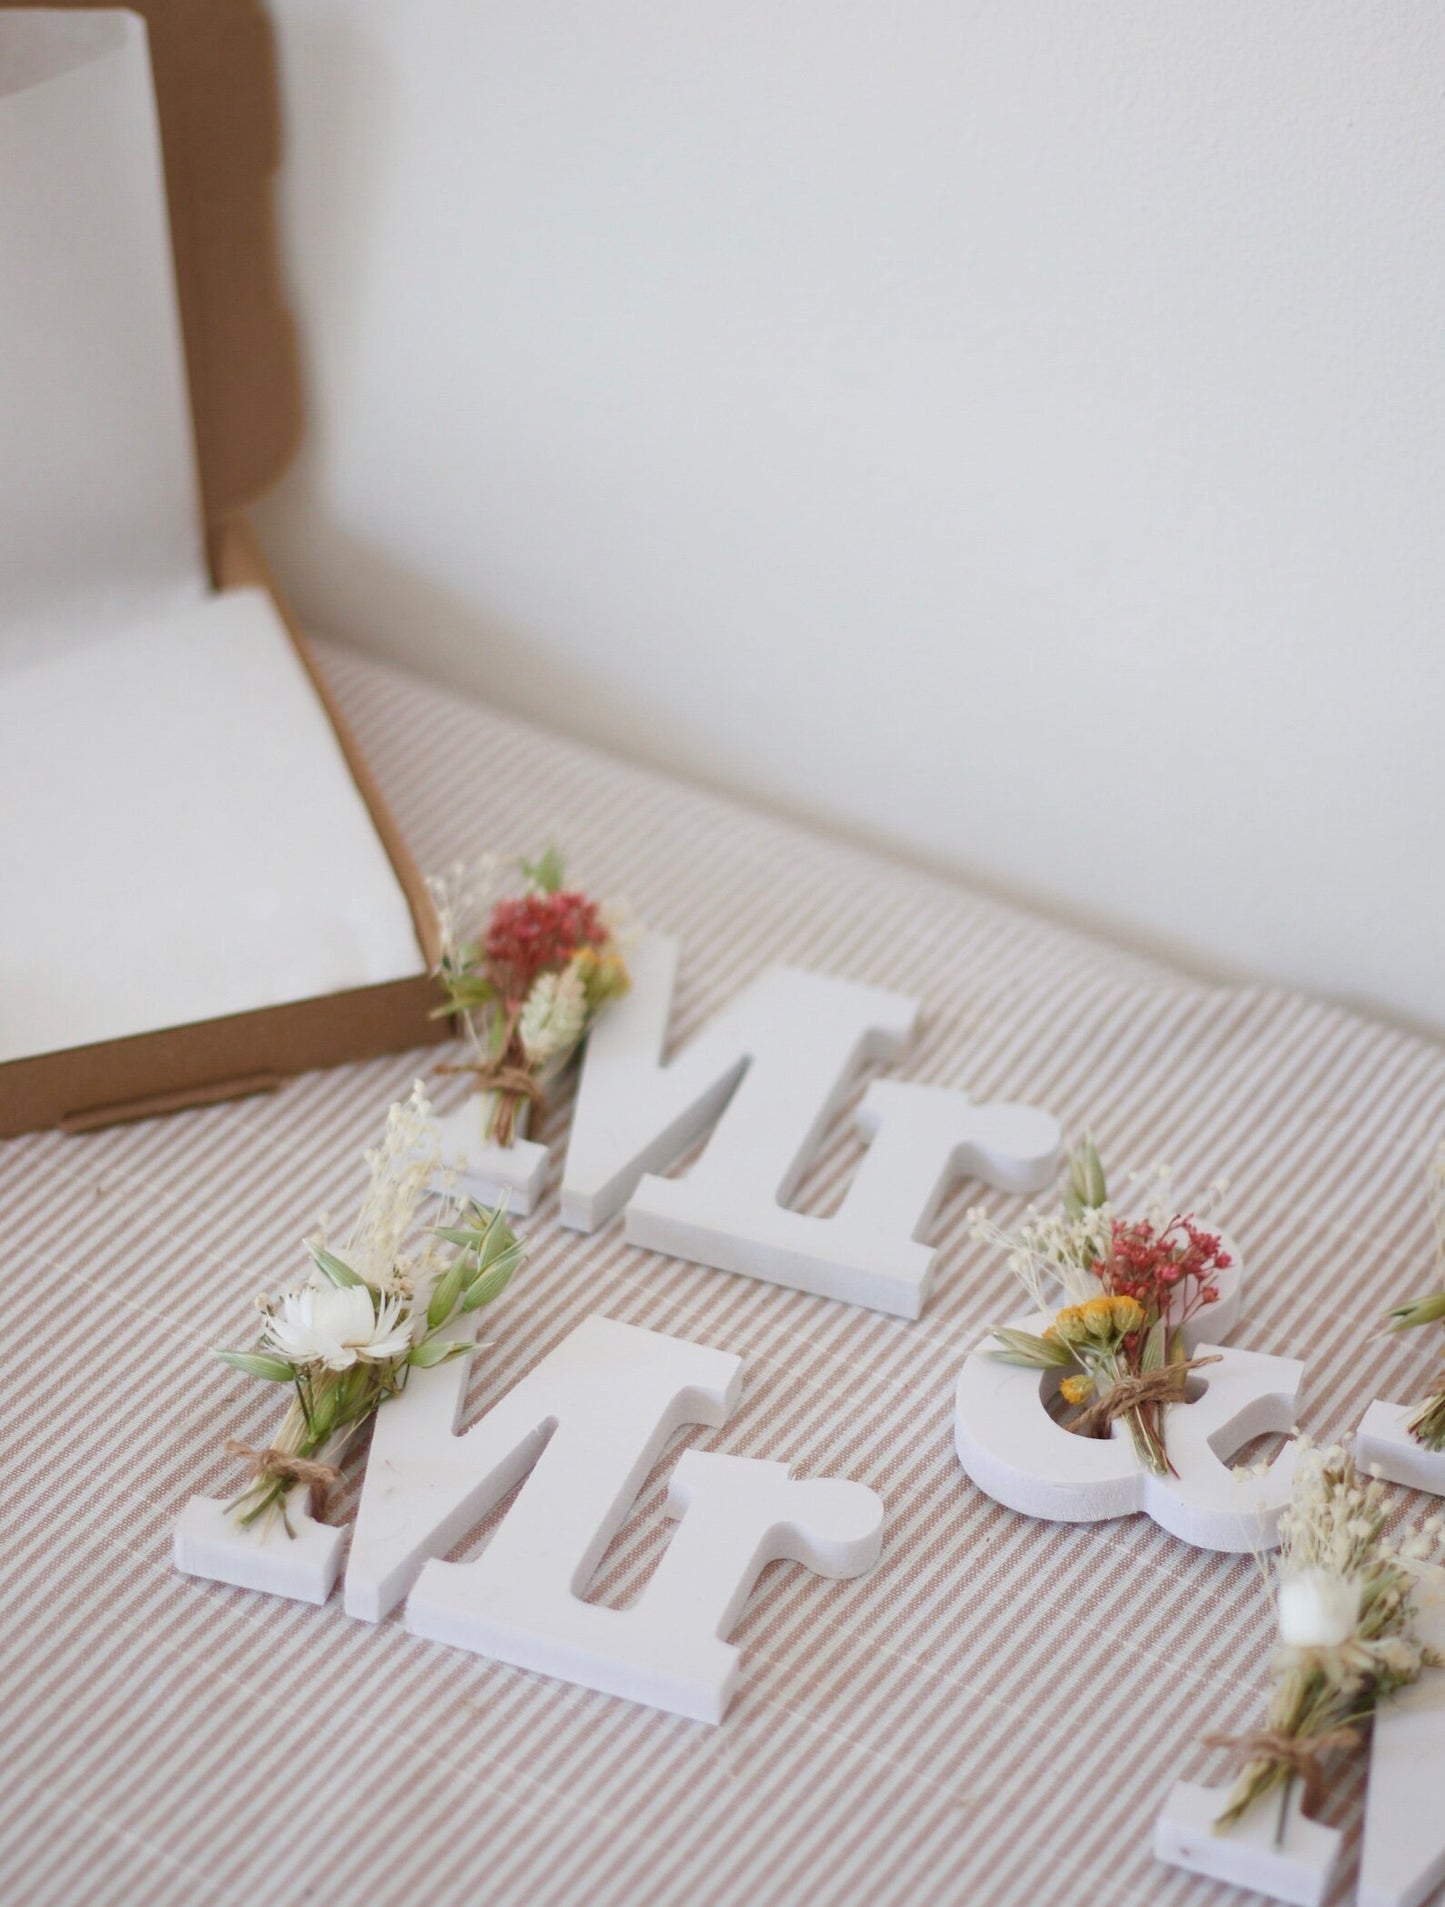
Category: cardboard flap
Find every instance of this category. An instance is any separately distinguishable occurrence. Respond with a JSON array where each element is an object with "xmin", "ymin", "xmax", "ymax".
[
  {"xmin": 0, "ymin": 7, "xmax": 446, "ymax": 1138},
  {"xmin": 0, "ymin": 0, "xmax": 302, "ymax": 525}
]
